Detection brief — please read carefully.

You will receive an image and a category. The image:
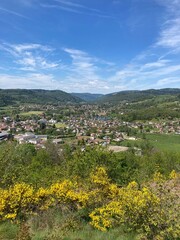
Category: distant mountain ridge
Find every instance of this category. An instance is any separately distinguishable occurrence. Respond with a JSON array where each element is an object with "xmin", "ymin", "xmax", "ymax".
[
  {"xmin": 0, "ymin": 89, "xmax": 83, "ymax": 106},
  {"xmin": 0, "ymin": 88, "xmax": 180, "ymax": 106},
  {"xmin": 71, "ymin": 93, "xmax": 104, "ymax": 102},
  {"xmin": 97, "ymin": 88, "xmax": 180, "ymax": 103}
]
